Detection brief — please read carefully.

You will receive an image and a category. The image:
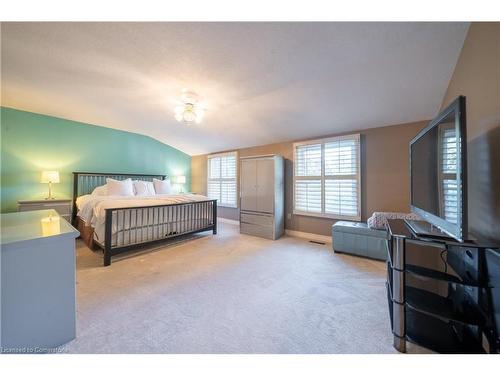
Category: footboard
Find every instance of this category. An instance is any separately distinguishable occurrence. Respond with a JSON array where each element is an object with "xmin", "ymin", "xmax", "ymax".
[{"xmin": 103, "ymin": 199, "xmax": 217, "ymax": 266}]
